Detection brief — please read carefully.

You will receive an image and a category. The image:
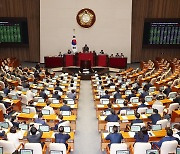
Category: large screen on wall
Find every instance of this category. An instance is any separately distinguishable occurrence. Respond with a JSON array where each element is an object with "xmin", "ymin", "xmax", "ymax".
[
  {"xmin": 143, "ymin": 18, "xmax": 180, "ymax": 48},
  {"xmin": 0, "ymin": 17, "xmax": 29, "ymax": 47}
]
